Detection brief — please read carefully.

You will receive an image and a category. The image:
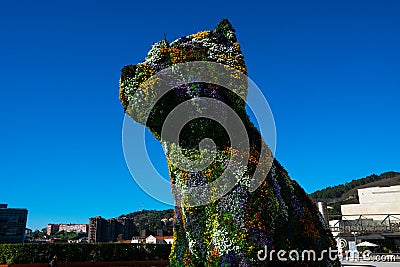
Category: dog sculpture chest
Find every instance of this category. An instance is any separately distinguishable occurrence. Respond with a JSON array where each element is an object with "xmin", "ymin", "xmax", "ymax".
[{"xmin": 119, "ymin": 19, "xmax": 339, "ymax": 266}]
